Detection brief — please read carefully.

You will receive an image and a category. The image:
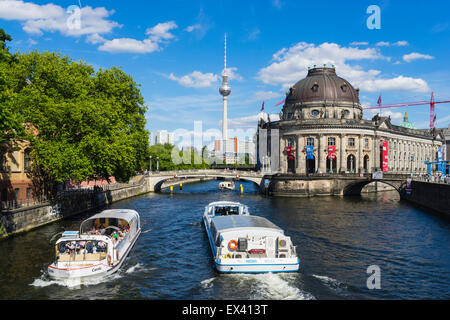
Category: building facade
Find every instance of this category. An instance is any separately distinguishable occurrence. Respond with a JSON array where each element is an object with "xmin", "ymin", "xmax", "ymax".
[
  {"xmin": 0, "ymin": 141, "xmax": 34, "ymax": 203},
  {"xmin": 257, "ymin": 67, "xmax": 445, "ymax": 175},
  {"xmin": 154, "ymin": 130, "xmax": 174, "ymax": 145}
]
